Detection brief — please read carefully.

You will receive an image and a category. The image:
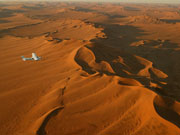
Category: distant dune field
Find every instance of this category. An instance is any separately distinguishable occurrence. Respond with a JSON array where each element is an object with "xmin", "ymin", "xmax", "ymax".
[{"xmin": 0, "ymin": 2, "xmax": 180, "ymax": 135}]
